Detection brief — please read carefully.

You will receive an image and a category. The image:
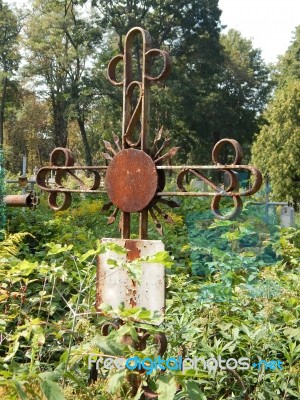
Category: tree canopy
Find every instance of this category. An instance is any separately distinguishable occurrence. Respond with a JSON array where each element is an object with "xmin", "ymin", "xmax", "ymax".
[
  {"xmin": 0, "ymin": 1, "xmax": 20, "ymax": 146},
  {"xmin": 252, "ymin": 26, "xmax": 300, "ymax": 209},
  {"xmin": 23, "ymin": 0, "xmax": 102, "ymax": 165},
  {"xmin": 218, "ymin": 30, "xmax": 271, "ymax": 151},
  {"xmin": 0, "ymin": 0, "xmax": 281, "ymax": 174}
]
